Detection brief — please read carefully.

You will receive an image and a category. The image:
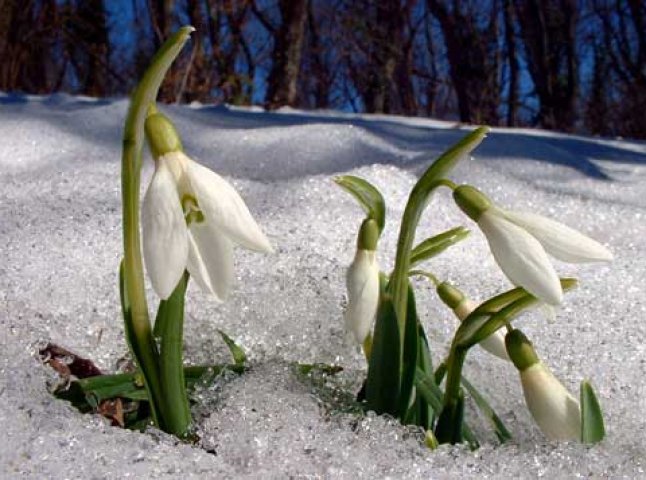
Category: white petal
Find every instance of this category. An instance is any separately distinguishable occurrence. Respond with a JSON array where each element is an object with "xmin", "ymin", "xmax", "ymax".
[
  {"xmin": 479, "ymin": 331, "xmax": 510, "ymax": 360},
  {"xmin": 453, "ymin": 299, "xmax": 509, "ymax": 360},
  {"xmin": 183, "ymin": 158, "xmax": 273, "ymax": 253},
  {"xmin": 186, "ymin": 222, "xmax": 234, "ymax": 302},
  {"xmin": 345, "ymin": 250, "xmax": 380, "ymax": 344},
  {"xmin": 503, "ymin": 210, "xmax": 613, "ymax": 263},
  {"xmin": 521, "ymin": 363, "xmax": 581, "ymax": 441},
  {"xmin": 479, "ymin": 211, "xmax": 563, "ymax": 305},
  {"xmin": 142, "ymin": 161, "xmax": 189, "ymax": 299}
]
